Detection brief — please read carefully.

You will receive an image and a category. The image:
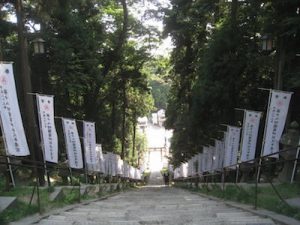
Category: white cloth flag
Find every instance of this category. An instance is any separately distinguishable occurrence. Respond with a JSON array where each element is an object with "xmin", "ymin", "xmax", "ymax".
[
  {"xmin": 37, "ymin": 95, "xmax": 58, "ymax": 163},
  {"xmin": 211, "ymin": 144, "xmax": 219, "ymax": 170},
  {"xmin": 263, "ymin": 90, "xmax": 292, "ymax": 158},
  {"xmin": 96, "ymin": 144, "xmax": 105, "ymax": 173},
  {"xmin": 207, "ymin": 146, "xmax": 214, "ymax": 172},
  {"xmin": 224, "ymin": 126, "xmax": 241, "ymax": 168},
  {"xmin": 197, "ymin": 153, "xmax": 202, "ymax": 174},
  {"xmin": 83, "ymin": 121, "xmax": 97, "ymax": 165},
  {"xmin": 62, "ymin": 118, "xmax": 83, "ymax": 169},
  {"xmin": 0, "ymin": 63, "xmax": 29, "ymax": 156},
  {"xmin": 241, "ymin": 110, "xmax": 261, "ymax": 162},
  {"xmin": 202, "ymin": 147, "xmax": 209, "ymax": 172},
  {"xmin": 215, "ymin": 140, "xmax": 223, "ymax": 171}
]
